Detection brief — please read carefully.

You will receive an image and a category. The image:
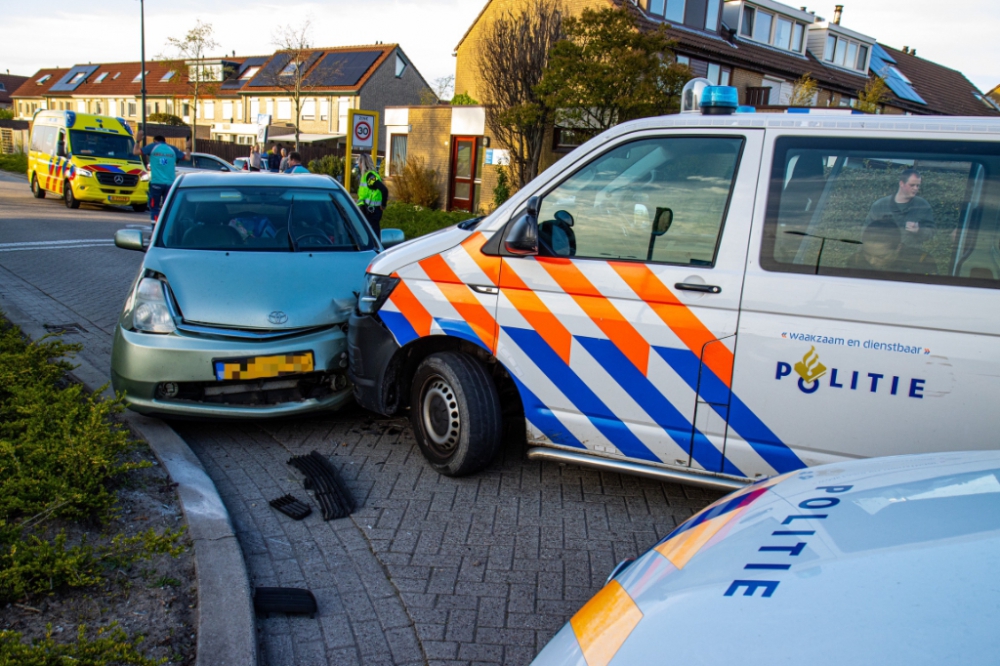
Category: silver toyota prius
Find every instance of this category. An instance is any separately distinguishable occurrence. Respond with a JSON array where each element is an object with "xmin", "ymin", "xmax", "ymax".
[{"xmin": 110, "ymin": 171, "xmax": 402, "ymax": 418}]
